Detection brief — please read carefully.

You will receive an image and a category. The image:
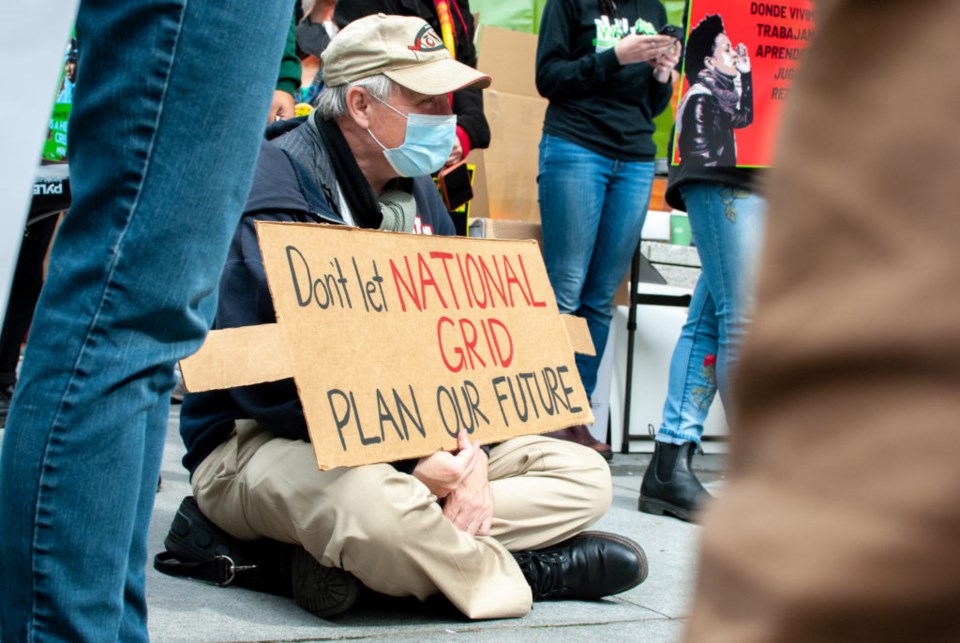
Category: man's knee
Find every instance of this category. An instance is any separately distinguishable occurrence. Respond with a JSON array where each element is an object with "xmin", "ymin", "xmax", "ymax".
[
  {"xmin": 326, "ymin": 465, "xmax": 438, "ymax": 544},
  {"xmin": 578, "ymin": 448, "xmax": 614, "ymax": 519}
]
